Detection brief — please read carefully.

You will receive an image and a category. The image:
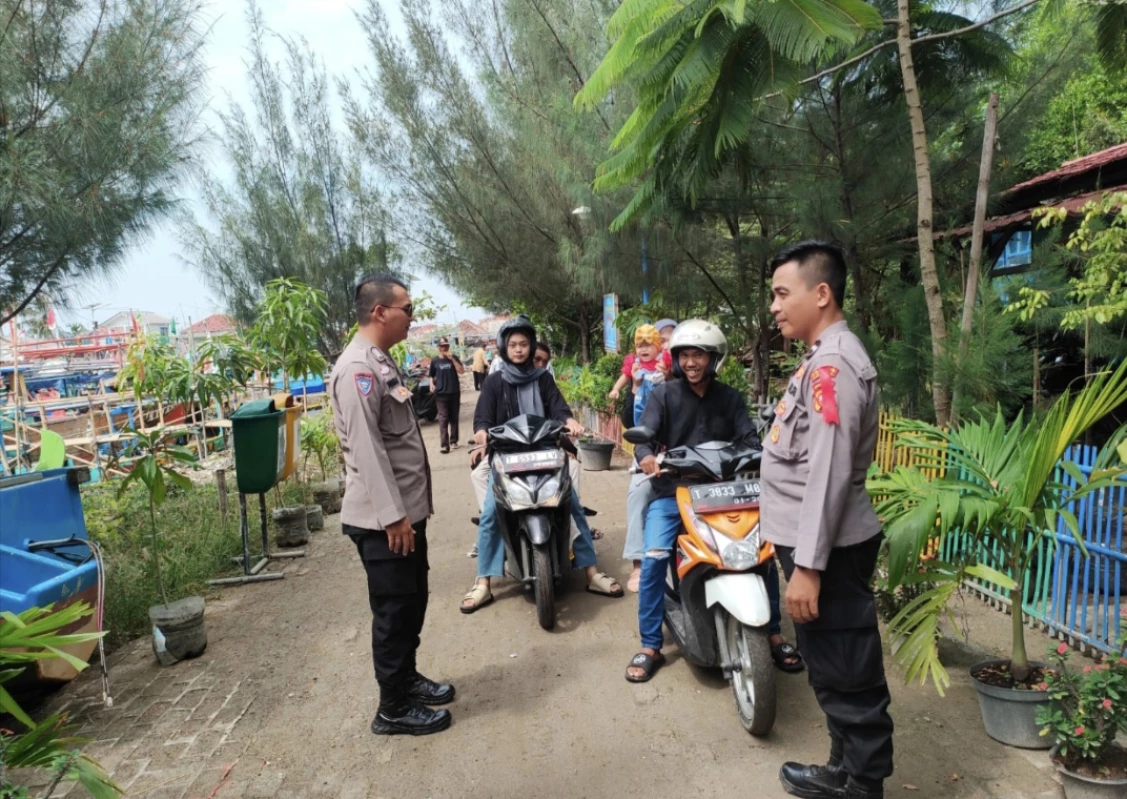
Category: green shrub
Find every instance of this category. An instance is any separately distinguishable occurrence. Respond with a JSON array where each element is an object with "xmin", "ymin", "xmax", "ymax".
[
  {"xmin": 556, "ymin": 362, "xmax": 619, "ymax": 416},
  {"xmin": 82, "ymin": 478, "xmax": 306, "ymax": 647}
]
